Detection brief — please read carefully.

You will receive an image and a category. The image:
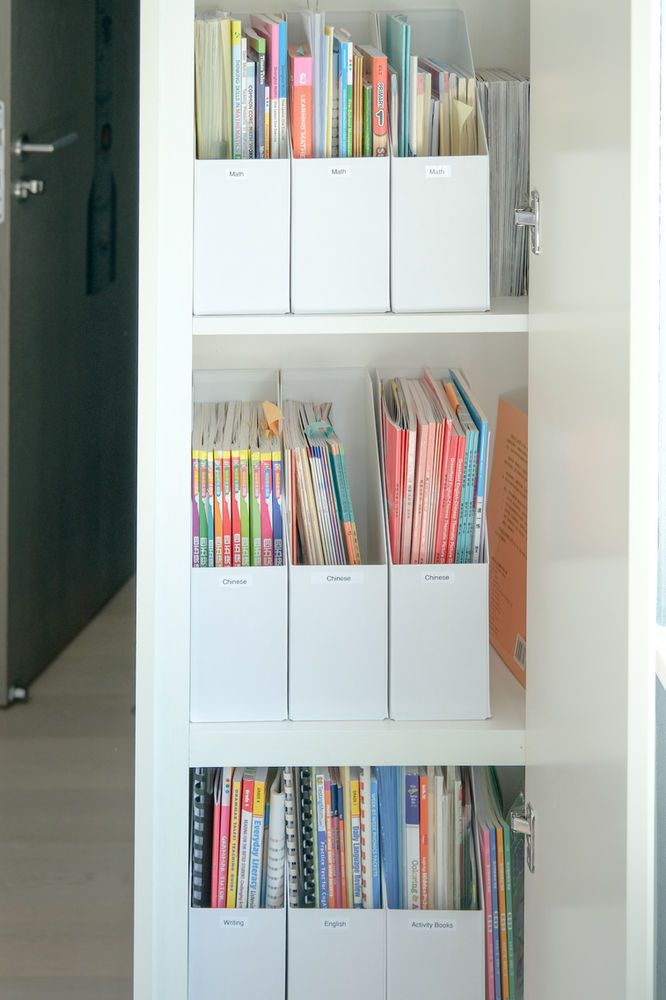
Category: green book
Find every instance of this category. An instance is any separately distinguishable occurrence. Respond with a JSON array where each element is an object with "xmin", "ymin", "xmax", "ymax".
[{"xmin": 363, "ymin": 79, "xmax": 372, "ymax": 157}]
